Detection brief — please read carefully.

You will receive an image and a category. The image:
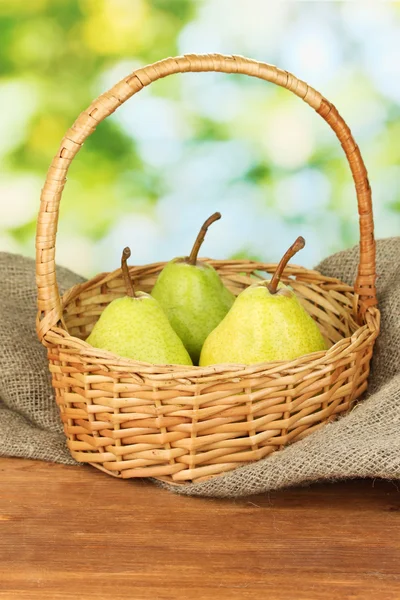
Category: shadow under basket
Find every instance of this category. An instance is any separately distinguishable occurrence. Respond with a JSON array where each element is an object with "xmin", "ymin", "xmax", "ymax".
[{"xmin": 36, "ymin": 54, "xmax": 380, "ymax": 484}]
